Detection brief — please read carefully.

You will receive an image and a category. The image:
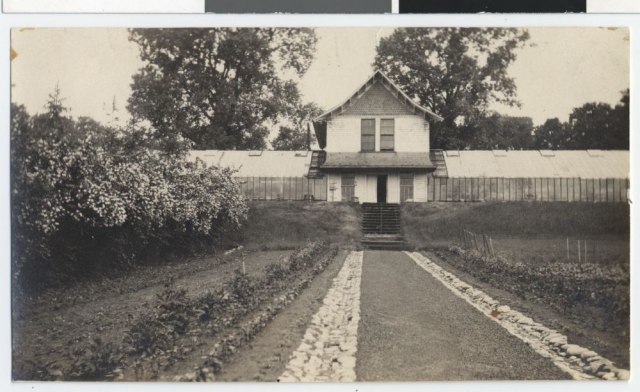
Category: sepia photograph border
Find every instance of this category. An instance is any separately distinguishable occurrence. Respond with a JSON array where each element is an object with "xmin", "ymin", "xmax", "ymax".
[{"xmin": 1, "ymin": 11, "xmax": 638, "ymax": 392}]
